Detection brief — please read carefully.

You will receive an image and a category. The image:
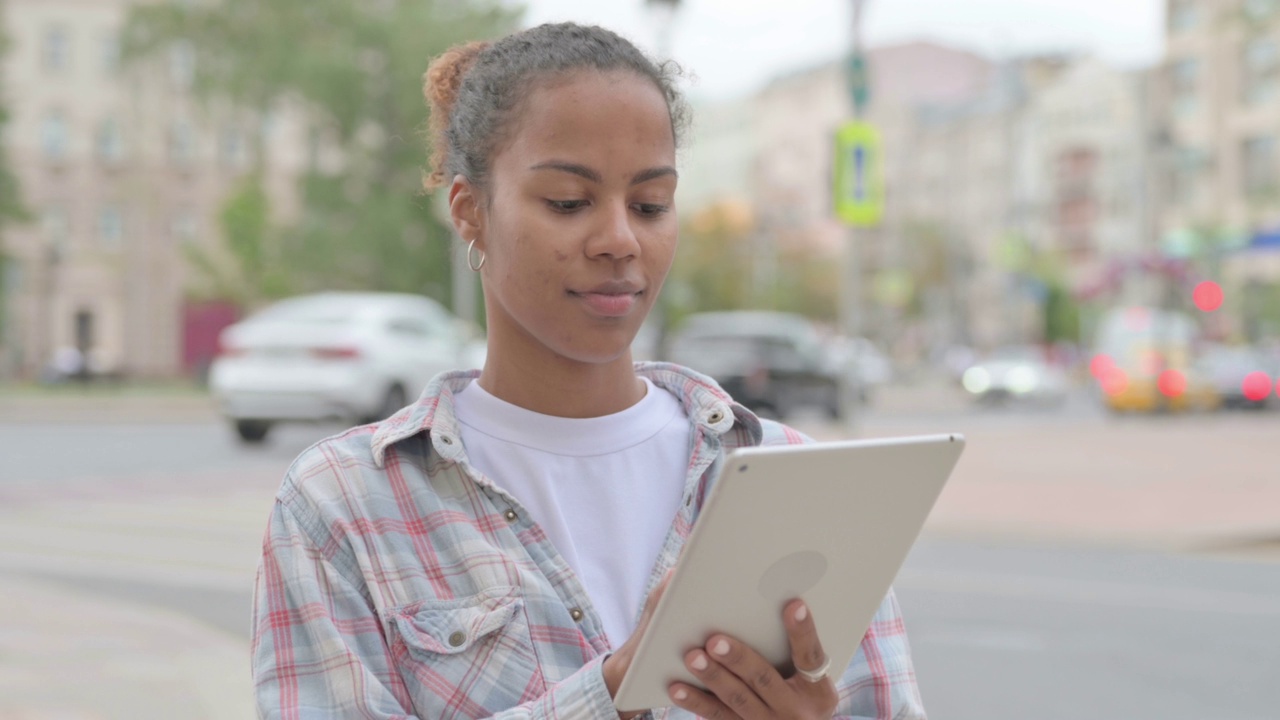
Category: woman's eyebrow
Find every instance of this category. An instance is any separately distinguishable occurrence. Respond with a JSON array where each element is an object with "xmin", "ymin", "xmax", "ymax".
[
  {"xmin": 631, "ymin": 166, "xmax": 678, "ymax": 185},
  {"xmin": 528, "ymin": 161, "xmax": 678, "ymax": 186},
  {"xmin": 530, "ymin": 161, "xmax": 602, "ymax": 183}
]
